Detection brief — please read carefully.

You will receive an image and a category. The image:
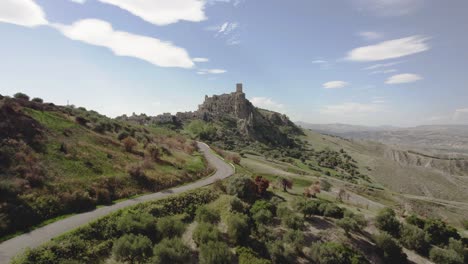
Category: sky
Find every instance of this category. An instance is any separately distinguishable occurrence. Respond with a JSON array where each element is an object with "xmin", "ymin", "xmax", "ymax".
[{"xmin": 1, "ymin": 0, "xmax": 468, "ymax": 126}]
